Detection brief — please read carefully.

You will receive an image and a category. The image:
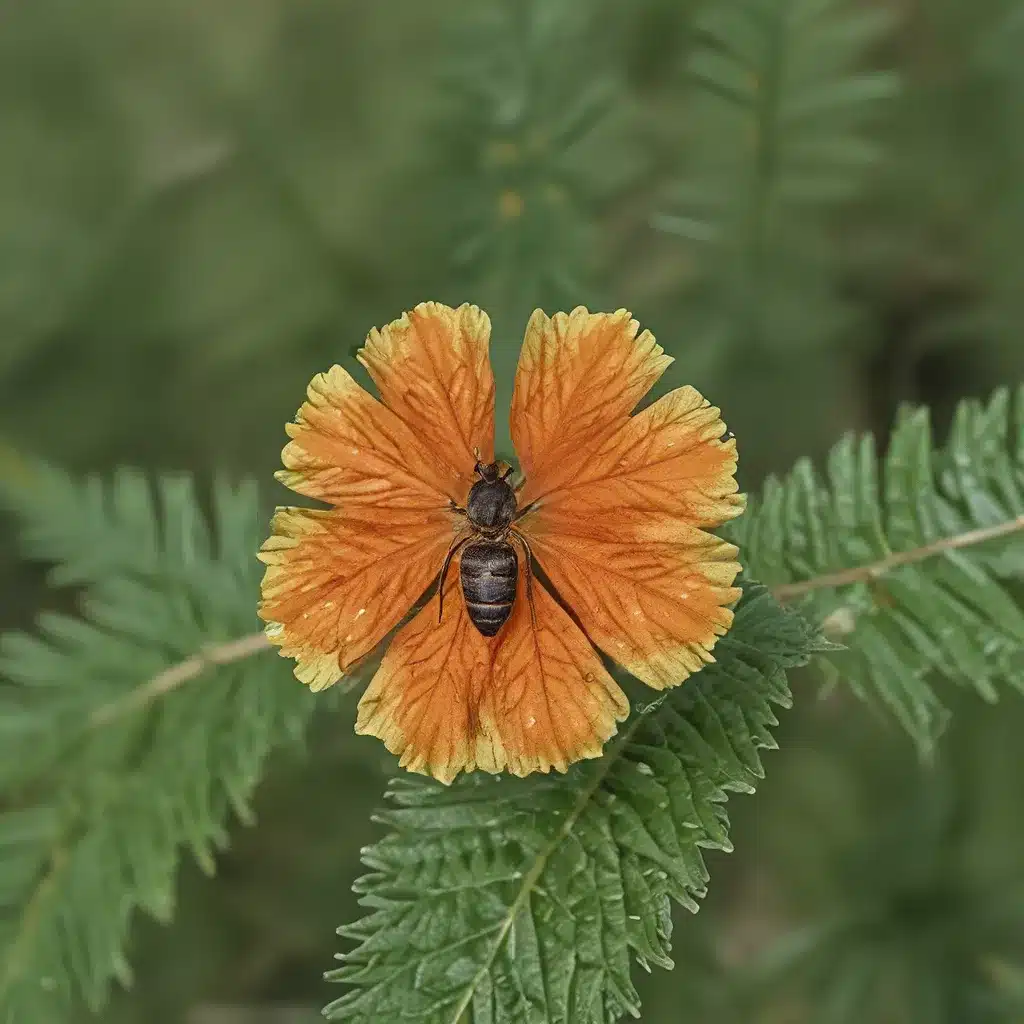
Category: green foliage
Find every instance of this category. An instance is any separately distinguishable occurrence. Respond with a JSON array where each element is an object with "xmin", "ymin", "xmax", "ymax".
[
  {"xmin": 438, "ymin": 0, "xmax": 627, "ymax": 325},
  {"xmin": 325, "ymin": 588, "xmax": 824, "ymax": 1023},
  {"xmin": 730, "ymin": 385, "xmax": 1024, "ymax": 754},
  {"xmin": 656, "ymin": 0, "xmax": 898, "ymax": 358},
  {"xmin": 0, "ymin": 466, "xmax": 312, "ymax": 1022},
  {"xmin": 973, "ymin": 3, "xmax": 1024, "ymax": 357},
  {"xmin": 0, "ymin": 1, "xmax": 1023, "ymax": 1022},
  {"xmin": 739, "ymin": 686, "xmax": 1024, "ymax": 1024}
]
